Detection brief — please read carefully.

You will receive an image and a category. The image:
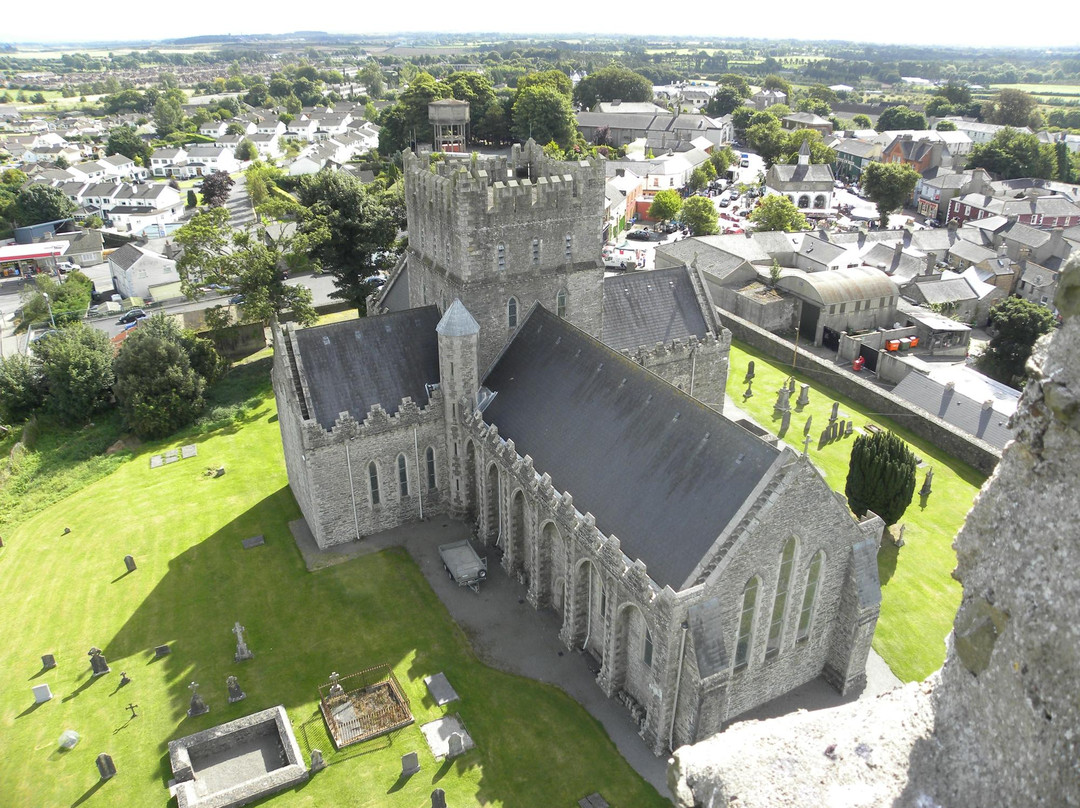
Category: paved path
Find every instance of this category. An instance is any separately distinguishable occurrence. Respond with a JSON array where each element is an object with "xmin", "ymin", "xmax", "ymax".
[{"xmin": 291, "ymin": 517, "xmax": 902, "ymax": 802}]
